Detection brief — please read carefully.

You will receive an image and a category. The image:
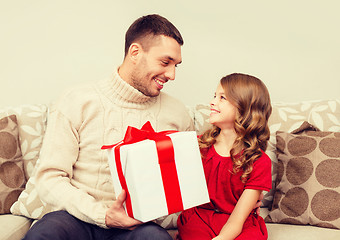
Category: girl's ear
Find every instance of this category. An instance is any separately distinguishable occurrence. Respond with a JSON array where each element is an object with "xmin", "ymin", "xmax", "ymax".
[{"xmin": 128, "ymin": 43, "xmax": 142, "ymax": 63}]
